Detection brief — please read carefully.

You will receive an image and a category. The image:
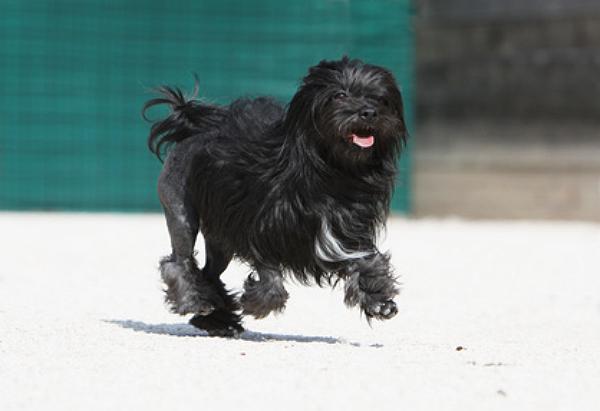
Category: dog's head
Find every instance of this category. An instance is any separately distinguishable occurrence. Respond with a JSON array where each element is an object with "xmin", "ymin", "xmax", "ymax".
[{"xmin": 285, "ymin": 57, "xmax": 407, "ymax": 165}]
